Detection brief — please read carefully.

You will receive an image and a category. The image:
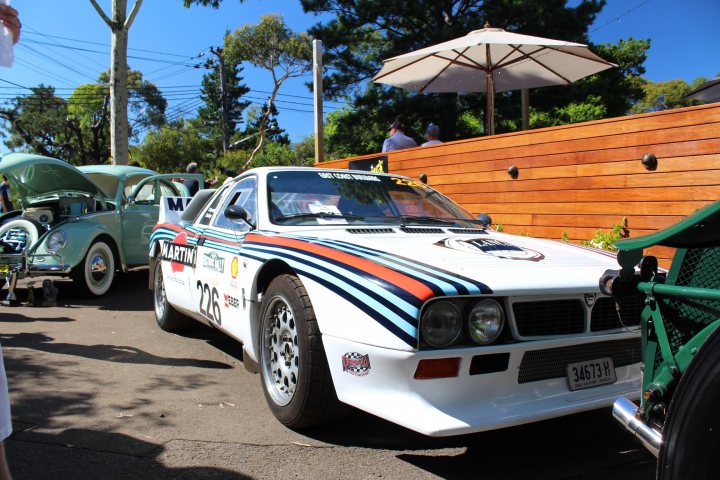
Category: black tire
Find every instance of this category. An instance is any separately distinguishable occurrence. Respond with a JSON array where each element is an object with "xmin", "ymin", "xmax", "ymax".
[
  {"xmin": 153, "ymin": 259, "xmax": 192, "ymax": 331},
  {"xmin": 259, "ymin": 274, "xmax": 343, "ymax": 428},
  {"xmin": 657, "ymin": 326, "xmax": 720, "ymax": 479},
  {"xmin": 70, "ymin": 240, "xmax": 115, "ymax": 296}
]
